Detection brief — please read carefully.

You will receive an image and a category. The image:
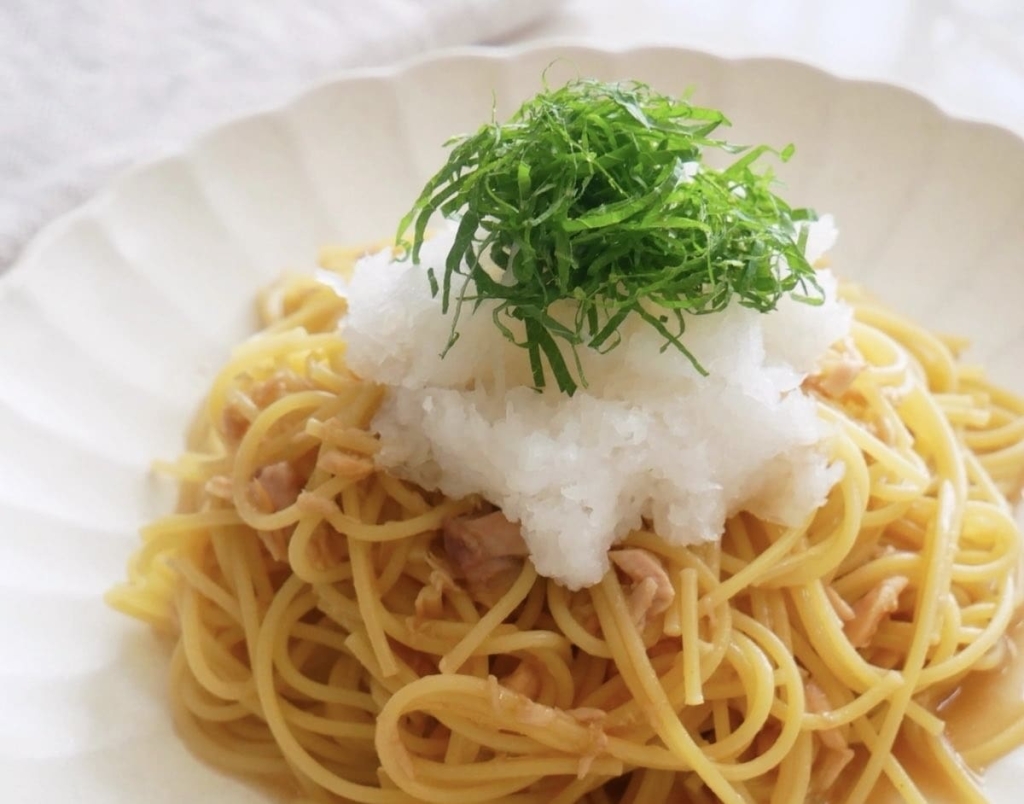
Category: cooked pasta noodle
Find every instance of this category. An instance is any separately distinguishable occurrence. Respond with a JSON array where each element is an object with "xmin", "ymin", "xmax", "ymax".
[{"xmin": 108, "ymin": 250, "xmax": 1024, "ymax": 803}]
